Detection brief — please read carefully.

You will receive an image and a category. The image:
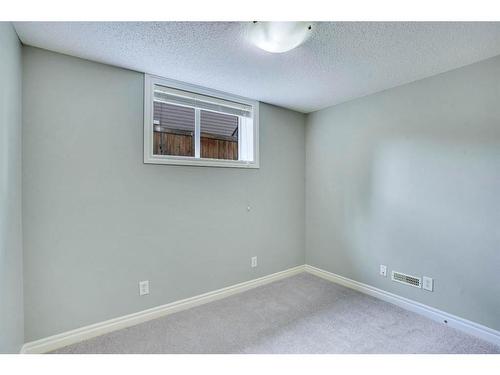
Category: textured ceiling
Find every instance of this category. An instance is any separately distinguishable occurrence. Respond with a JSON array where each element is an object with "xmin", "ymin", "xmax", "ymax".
[{"xmin": 13, "ymin": 22, "xmax": 500, "ymax": 113}]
